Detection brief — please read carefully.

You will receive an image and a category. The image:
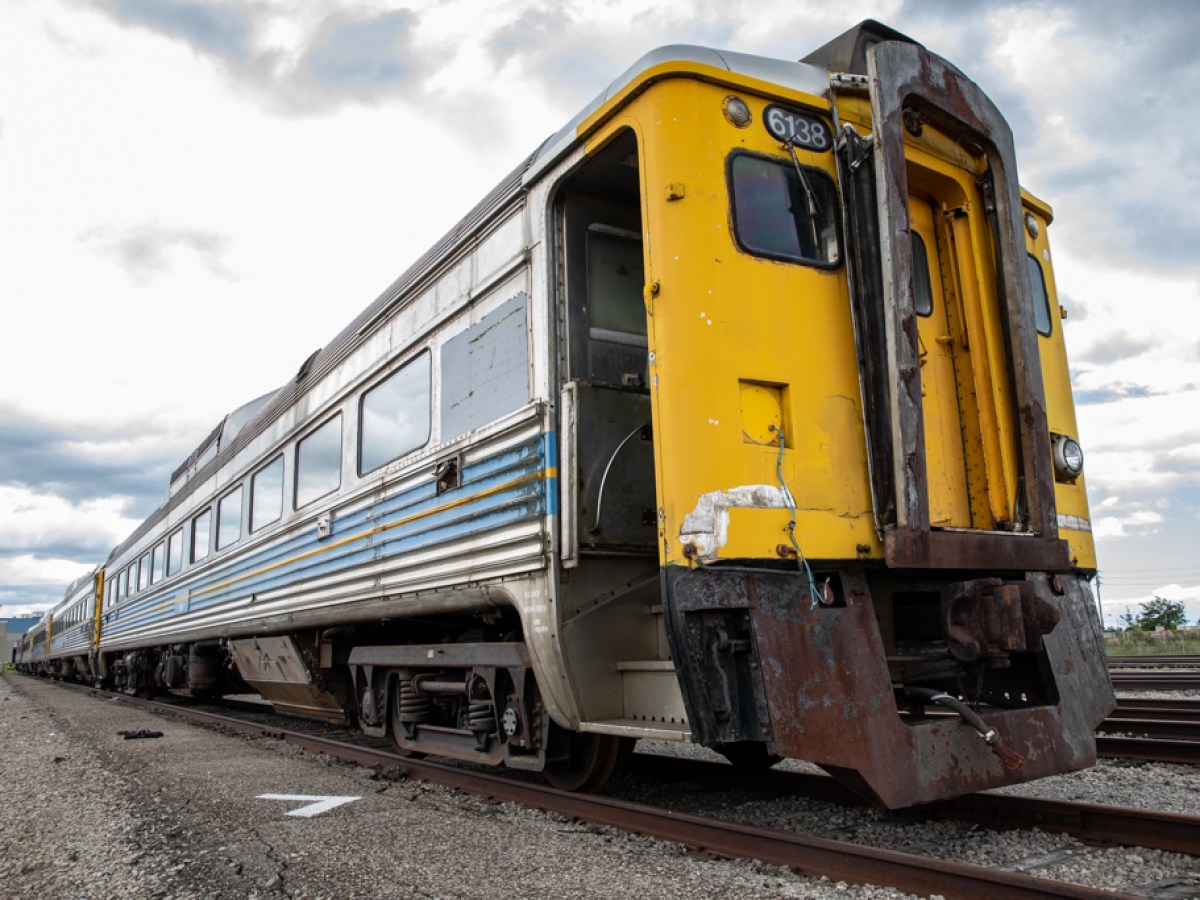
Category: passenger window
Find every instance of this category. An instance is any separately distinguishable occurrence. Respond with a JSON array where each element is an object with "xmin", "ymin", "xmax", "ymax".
[
  {"xmin": 192, "ymin": 508, "xmax": 212, "ymax": 563},
  {"xmin": 1028, "ymin": 254, "xmax": 1053, "ymax": 336},
  {"xmin": 167, "ymin": 528, "xmax": 184, "ymax": 576},
  {"xmin": 137, "ymin": 552, "xmax": 150, "ymax": 591},
  {"xmin": 296, "ymin": 415, "xmax": 342, "ymax": 508},
  {"xmin": 217, "ymin": 486, "xmax": 243, "ymax": 550},
  {"xmin": 586, "ymin": 233, "xmax": 645, "ymax": 339},
  {"xmin": 729, "ymin": 152, "xmax": 840, "ymax": 266},
  {"xmin": 251, "ymin": 456, "xmax": 284, "ymax": 532},
  {"xmin": 912, "ymin": 232, "xmax": 934, "ymax": 316},
  {"xmin": 151, "ymin": 541, "xmax": 165, "ymax": 584},
  {"xmin": 360, "ymin": 353, "xmax": 431, "ymax": 475}
]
